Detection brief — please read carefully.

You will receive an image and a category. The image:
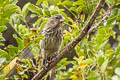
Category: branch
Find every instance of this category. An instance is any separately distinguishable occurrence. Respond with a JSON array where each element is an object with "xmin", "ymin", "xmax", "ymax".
[
  {"xmin": 88, "ymin": 8, "xmax": 112, "ymax": 34},
  {"xmin": 32, "ymin": 0, "xmax": 105, "ymax": 80}
]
